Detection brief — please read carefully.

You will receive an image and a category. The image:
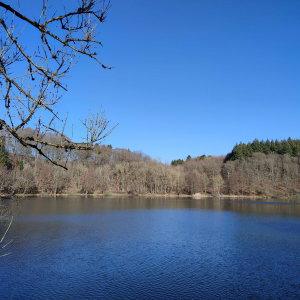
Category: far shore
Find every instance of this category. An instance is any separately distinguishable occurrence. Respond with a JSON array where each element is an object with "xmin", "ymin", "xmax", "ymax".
[{"xmin": 0, "ymin": 192, "xmax": 289, "ymax": 200}]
